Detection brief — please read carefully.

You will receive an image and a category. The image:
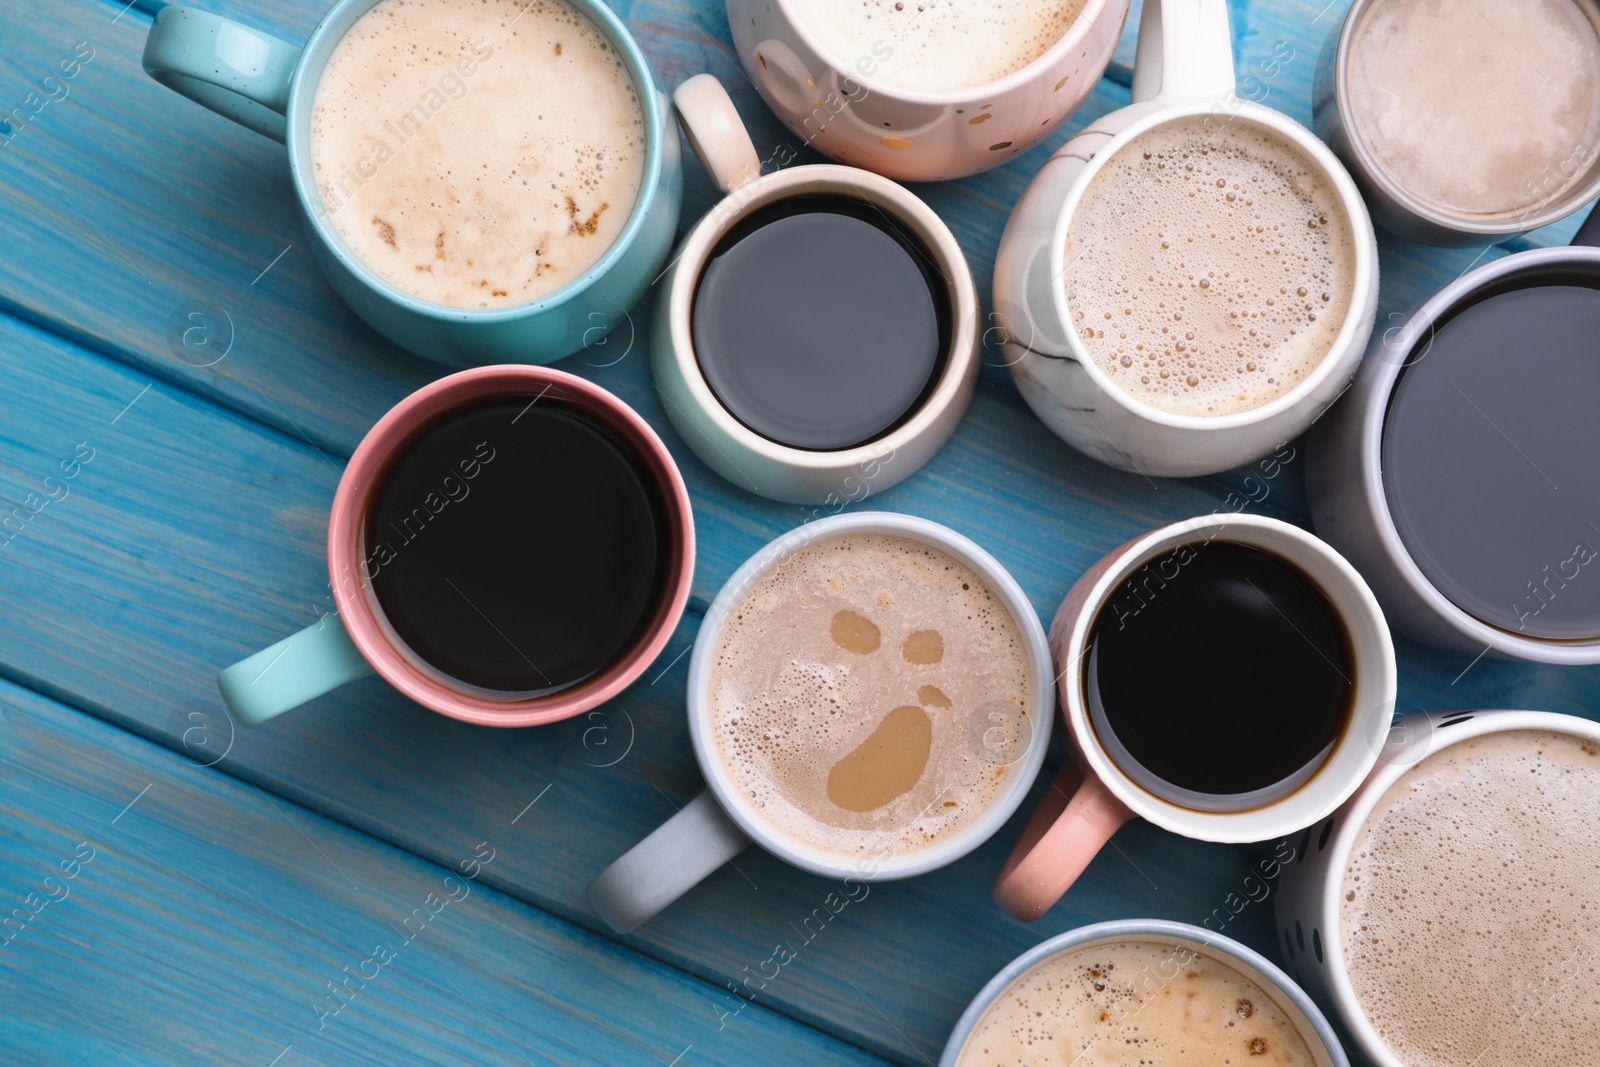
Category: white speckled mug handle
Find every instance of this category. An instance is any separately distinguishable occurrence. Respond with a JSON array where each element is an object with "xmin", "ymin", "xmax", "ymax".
[{"xmin": 587, "ymin": 790, "xmax": 752, "ymax": 934}]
